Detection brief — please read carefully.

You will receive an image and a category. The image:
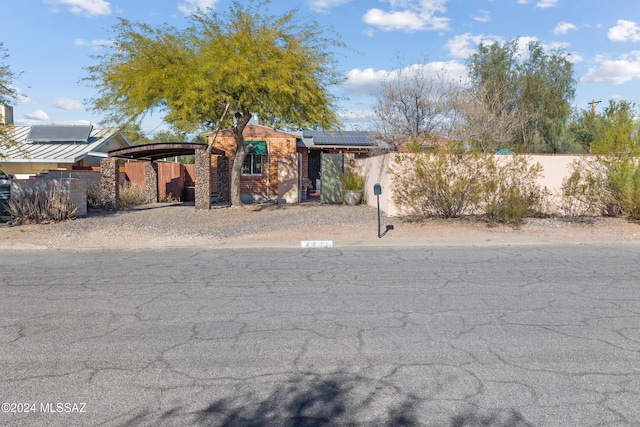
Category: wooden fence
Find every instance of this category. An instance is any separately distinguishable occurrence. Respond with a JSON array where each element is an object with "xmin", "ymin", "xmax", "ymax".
[{"xmin": 124, "ymin": 161, "xmax": 196, "ymax": 202}]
